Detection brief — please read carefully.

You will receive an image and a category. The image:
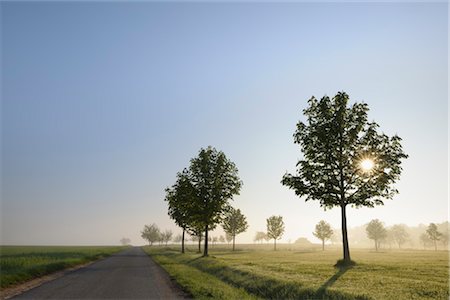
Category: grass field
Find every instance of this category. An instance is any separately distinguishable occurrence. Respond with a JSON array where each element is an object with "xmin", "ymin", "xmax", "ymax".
[
  {"xmin": 144, "ymin": 244, "xmax": 449, "ymax": 300},
  {"xmin": 0, "ymin": 245, "xmax": 126, "ymax": 288}
]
